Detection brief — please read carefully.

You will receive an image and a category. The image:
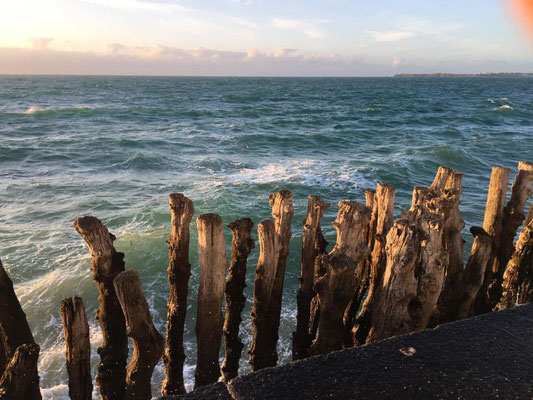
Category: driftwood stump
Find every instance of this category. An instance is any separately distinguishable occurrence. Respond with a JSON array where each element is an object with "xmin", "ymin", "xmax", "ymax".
[
  {"xmin": 114, "ymin": 270, "xmax": 164, "ymax": 400},
  {"xmin": 195, "ymin": 214, "xmax": 228, "ymax": 388},
  {"xmin": 0, "ymin": 343, "xmax": 41, "ymax": 400},
  {"xmin": 292, "ymin": 195, "xmax": 329, "ymax": 361},
  {"xmin": 60, "ymin": 297, "xmax": 93, "ymax": 400},
  {"xmin": 162, "ymin": 193, "xmax": 194, "ymax": 396},
  {"xmin": 475, "ymin": 167, "xmax": 510, "ymax": 314},
  {"xmin": 73, "ymin": 216, "xmax": 128, "ymax": 400},
  {"xmin": 221, "ymin": 218, "xmax": 255, "ymax": 382},
  {"xmin": 497, "ymin": 219, "xmax": 533, "ymax": 309},
  {"xmin": 488, "ymin": 162, "xmax": 533, "ymax": 308},
  {"xmin": 0, "ymin": 259, "xmax": 41, "ymax": 400},
  {"xmin": 309, "ymin": 201, "xmax": 370, "ymax": 355},
  {"xmin": 250, "ymin": 190, "xmax": 293, "ymax": 371}
]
